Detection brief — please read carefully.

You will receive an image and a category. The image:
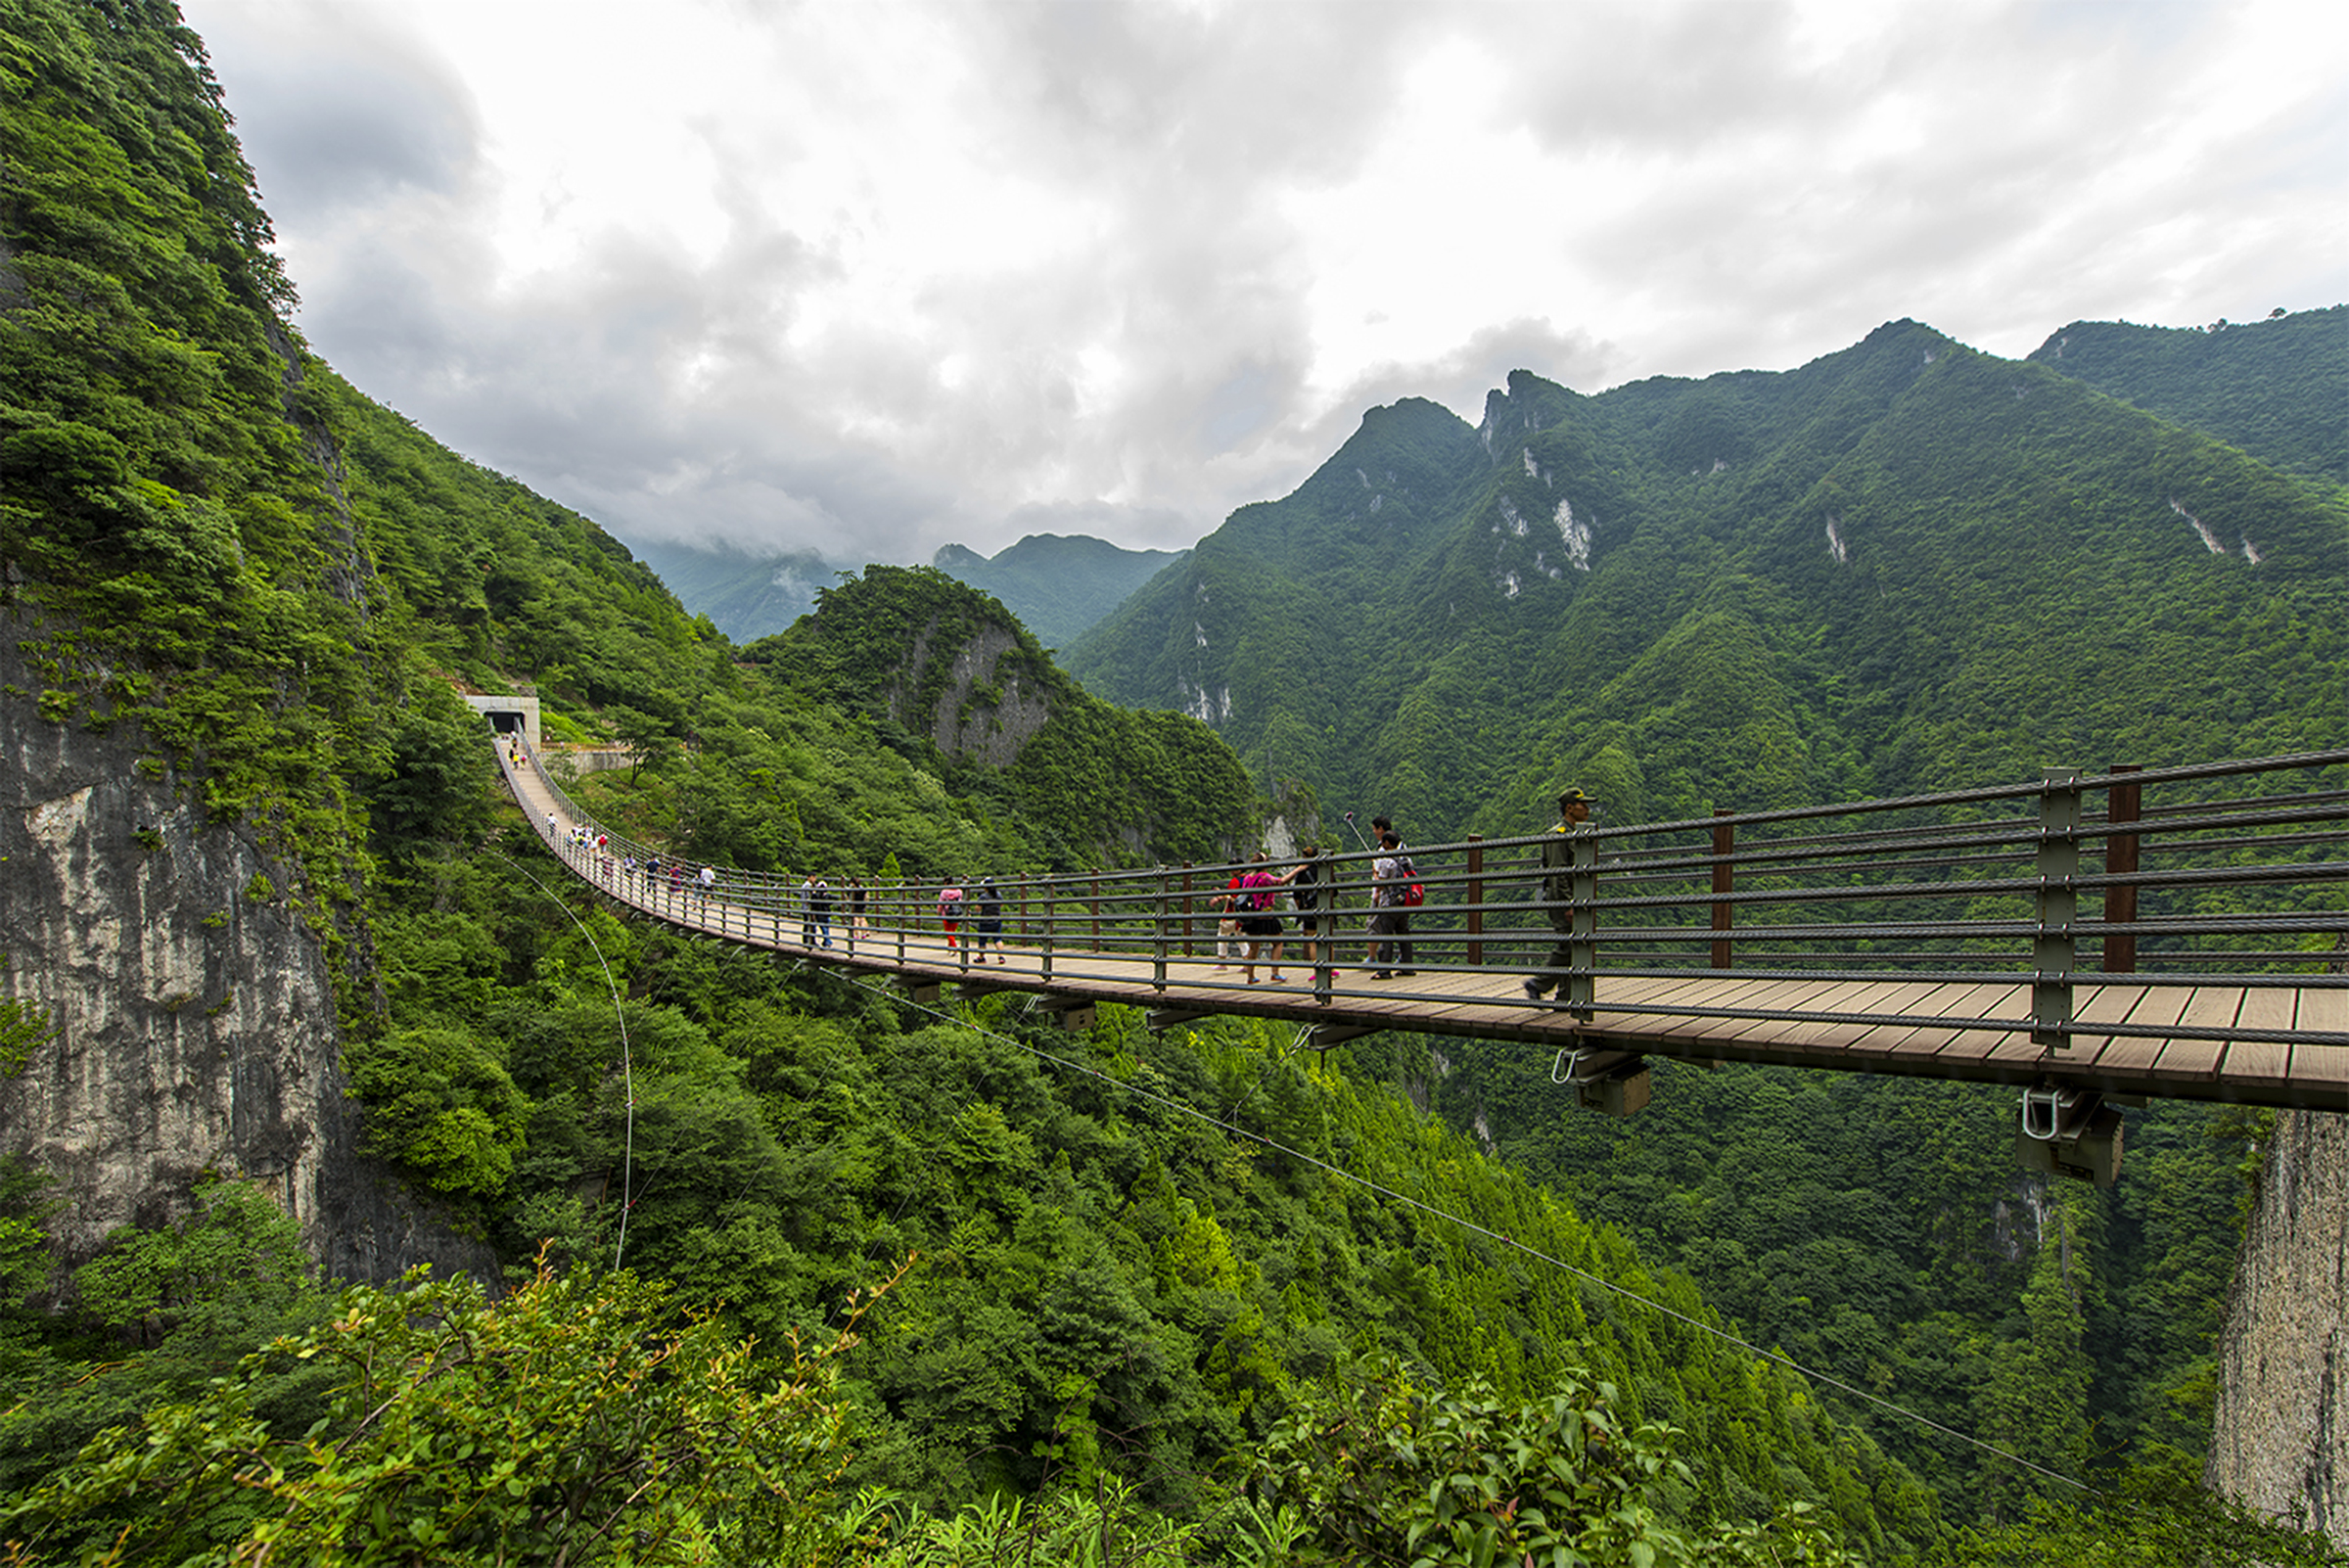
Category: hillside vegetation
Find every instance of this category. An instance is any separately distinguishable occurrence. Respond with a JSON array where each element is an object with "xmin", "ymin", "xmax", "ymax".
[
  {"xmin": 2030, "ymin": 306, "xmax": 2349, "ymax": 485},
  {"xmin": 1067, "ymin": 318, "xmax": 2347, "ymax": 838},
  {"xmin": 1, "ymin": 3, "xmax": 2340, "ymax": 1563}
]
